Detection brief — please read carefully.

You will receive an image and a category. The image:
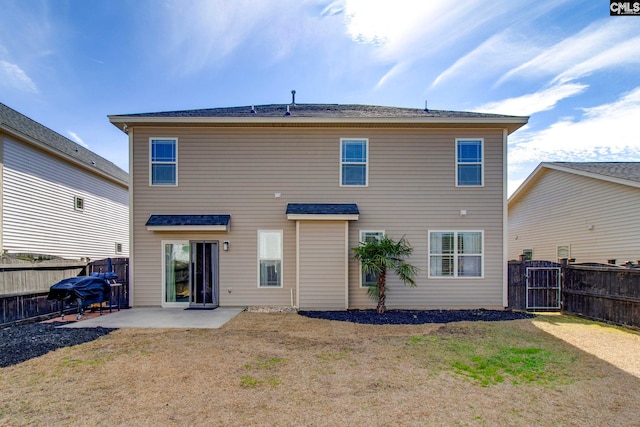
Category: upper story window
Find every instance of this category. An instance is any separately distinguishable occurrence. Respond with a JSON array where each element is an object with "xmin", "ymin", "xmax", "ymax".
[
  {"xmin": 150, "ymin": 138, "xmax": 177, "ymax": 186},
  {"xmin": 456, "ymin": 139, "xmax": 483, "ymax": 186},
  {"xmin": 340, "ymin": 138, "xmax": 368, "ymax": 187},
  {"xmin": 429, "ymin": 231, "xmax": 483, "ymax": 278}
]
